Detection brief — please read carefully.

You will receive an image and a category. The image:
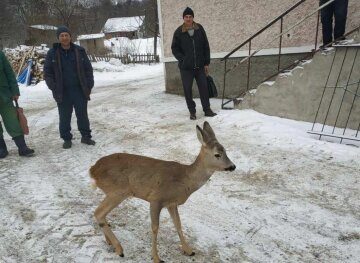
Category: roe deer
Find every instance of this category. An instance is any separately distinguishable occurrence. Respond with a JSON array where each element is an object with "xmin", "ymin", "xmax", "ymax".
[{"xmin": 89, "ymin": 121, "xmax": 236, "ymax": 263}]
